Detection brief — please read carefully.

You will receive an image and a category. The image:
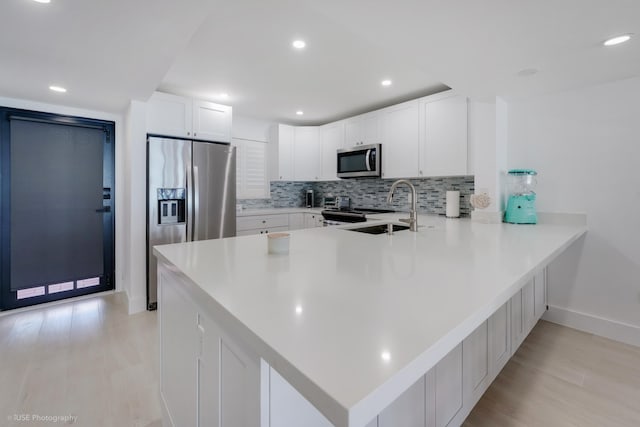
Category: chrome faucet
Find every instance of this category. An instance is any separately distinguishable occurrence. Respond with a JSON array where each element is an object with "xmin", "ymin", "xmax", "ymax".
[{"xmin": 386, "ymin": 179, "xmax": 418, "ymax": 232}]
